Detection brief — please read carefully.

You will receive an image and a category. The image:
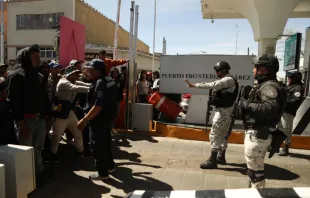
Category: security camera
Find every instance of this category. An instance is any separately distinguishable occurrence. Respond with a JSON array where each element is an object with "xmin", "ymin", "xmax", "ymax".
[{"xmin": 211, "ymin": 19, "xmax": 214, "ymax": 23}]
